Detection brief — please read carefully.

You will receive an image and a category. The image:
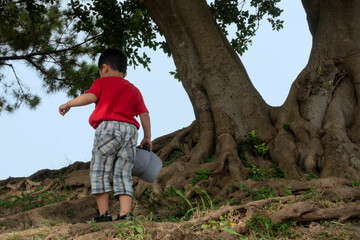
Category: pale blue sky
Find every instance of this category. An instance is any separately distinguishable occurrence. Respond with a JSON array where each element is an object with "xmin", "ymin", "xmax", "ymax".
[{"xmin": 0, "ymin": 1, "xmax": 311, "ymax": 180}]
